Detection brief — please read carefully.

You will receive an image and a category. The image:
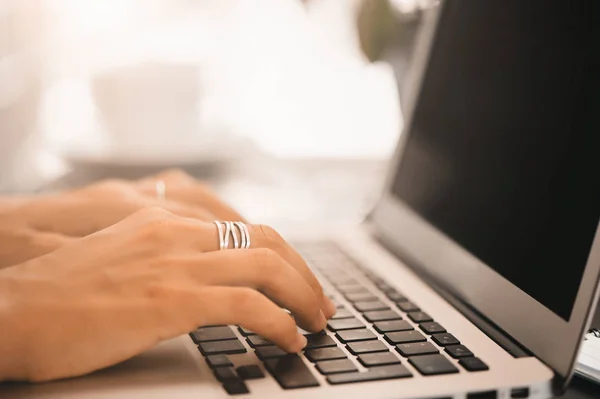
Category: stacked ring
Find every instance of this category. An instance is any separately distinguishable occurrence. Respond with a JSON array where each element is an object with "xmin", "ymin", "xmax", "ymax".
[{"xmin": 214, "ymin": 221, "xmax": 251, "ymax": 250}]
